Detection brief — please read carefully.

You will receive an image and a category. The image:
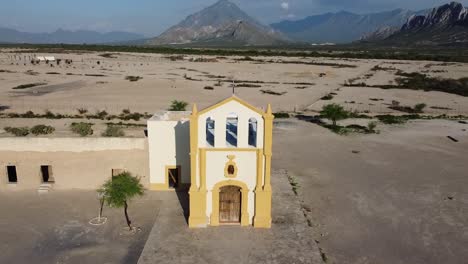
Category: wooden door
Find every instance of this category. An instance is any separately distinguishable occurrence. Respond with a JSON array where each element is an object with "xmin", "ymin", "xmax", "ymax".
[{"xmin": 219, "ymin": 186, "xmax": 241, "ymax": 224}]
